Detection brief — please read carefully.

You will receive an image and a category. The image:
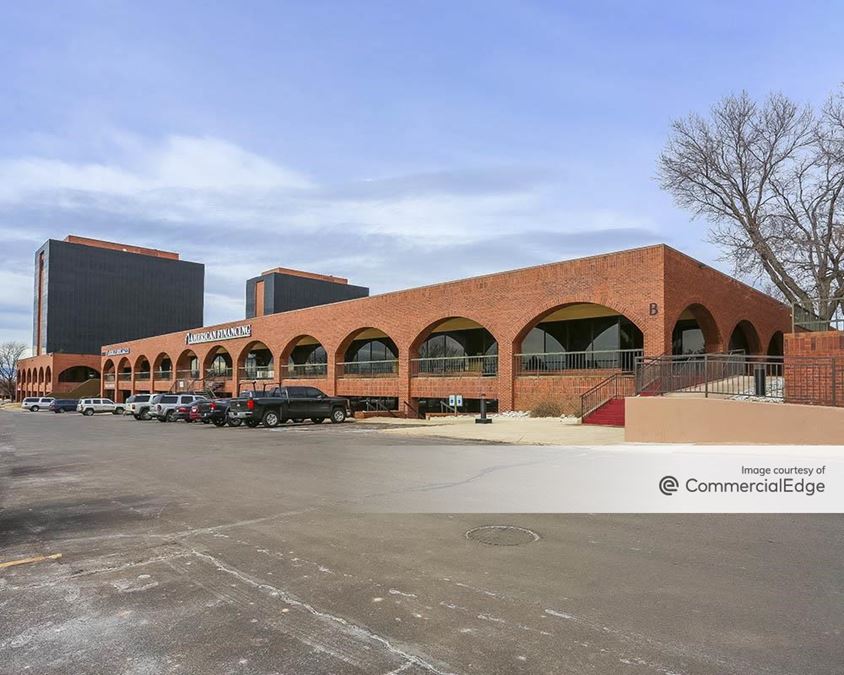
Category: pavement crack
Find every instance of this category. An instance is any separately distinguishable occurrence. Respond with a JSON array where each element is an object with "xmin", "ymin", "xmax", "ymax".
[{"xmin": 188, "ymin": 547, "xmax": 457, "ymax": 675}]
